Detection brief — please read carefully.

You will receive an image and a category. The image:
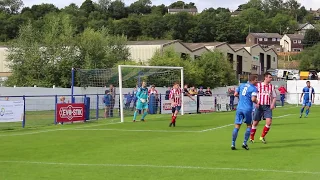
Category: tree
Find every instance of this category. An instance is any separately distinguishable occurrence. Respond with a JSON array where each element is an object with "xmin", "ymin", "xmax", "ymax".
[
  {"xmin": 128, "ymin": 0, "xmax": 152, "ymax": 15},
  {"xmin": 303, "ymin": 29, "xmax": 320, "ymax": 48},
  {"xmin": 148, "ymin": 48, "xmax": 203, "ymax": 86},
  {"xmin": 165, "ymin": 12, "xmax": 195, "ymax": 41},
  {"xmin": 298, "ymin": 43, "xmax": 320, "ymax": 70},
  {"xmin": 109, "ymin": 0, "xmax": 128, "ymax": 20},
  {"xmin": 0, "ymin": 0, "xmax": 23, "ymax": 14},
  {"xmin": 141, "ymin": 14, "xmax": 167, "ymax": 39},
  {"xmin": 196, "ymin": 51, "xmax": 237, "ymax": 88},
  {"xmin": 78, "ymin": 27, "xmax": 130, "ymax": 69},
  {"xmin": 6, "ymin": 13, "xmax": 130, "ymax": 87}
]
